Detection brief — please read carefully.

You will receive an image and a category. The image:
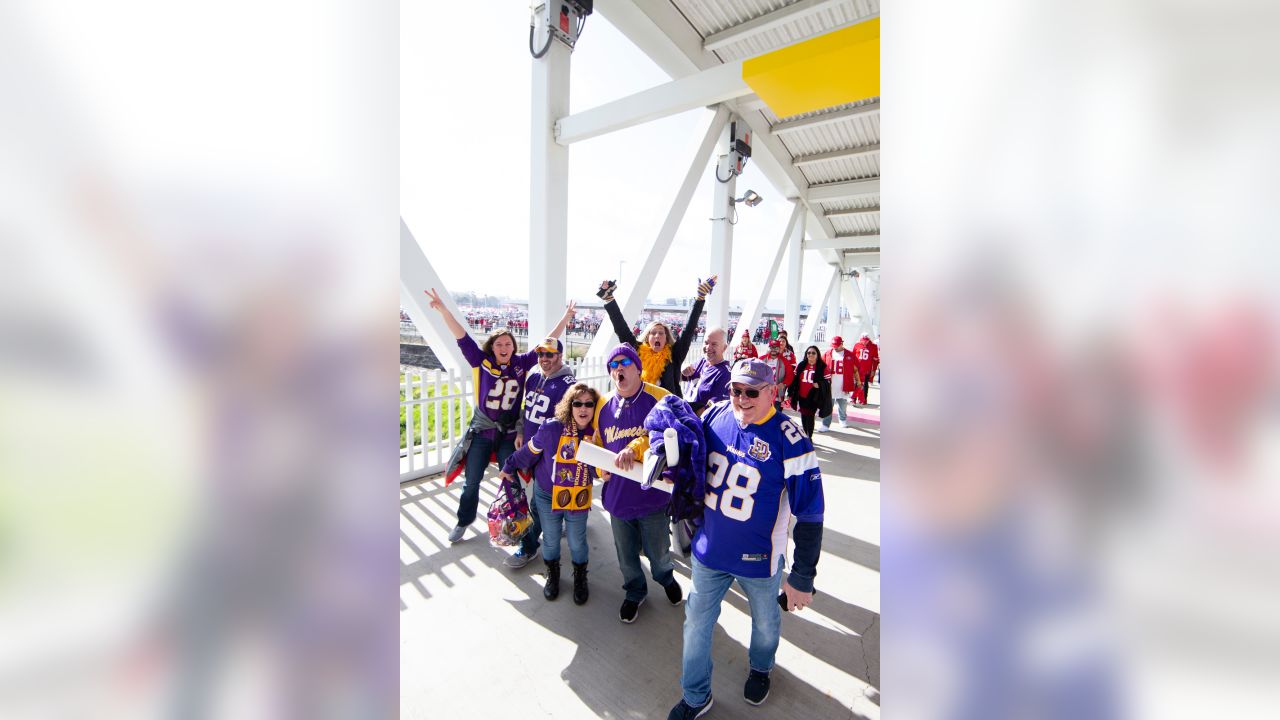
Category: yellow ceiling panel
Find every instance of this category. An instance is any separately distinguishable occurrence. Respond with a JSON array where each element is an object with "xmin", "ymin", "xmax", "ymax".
[{"xmin": 742, "ymin": 18, "xmax": 880, "ymax": 119}]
